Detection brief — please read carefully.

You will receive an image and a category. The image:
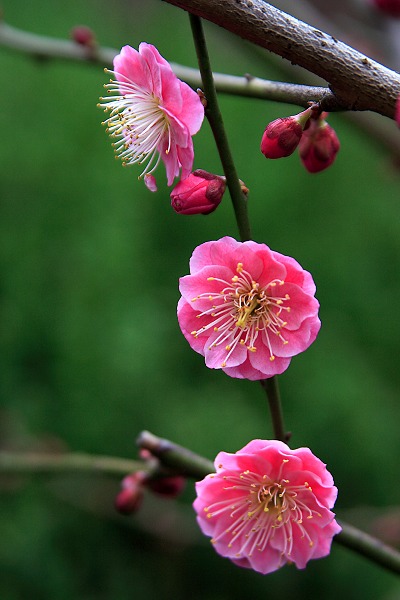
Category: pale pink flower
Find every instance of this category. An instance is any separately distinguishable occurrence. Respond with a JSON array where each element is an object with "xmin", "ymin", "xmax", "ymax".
[
  {"xmin": 194, "ymin": 439, "xmax": 341, "ymax": 574},
  {"xmin": 99, "ymin": 43, "xmax": 204, "ymax": 189},
  {"xmin": 178, "ymin": 237, "xmax": 320, "ymax": 380}
]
